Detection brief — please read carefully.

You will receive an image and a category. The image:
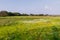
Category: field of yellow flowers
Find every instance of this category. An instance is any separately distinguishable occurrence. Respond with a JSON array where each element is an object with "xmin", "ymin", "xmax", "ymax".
[{"xmin": 0, "ymin": 16, "xmax": 60, "ymax": 40}]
